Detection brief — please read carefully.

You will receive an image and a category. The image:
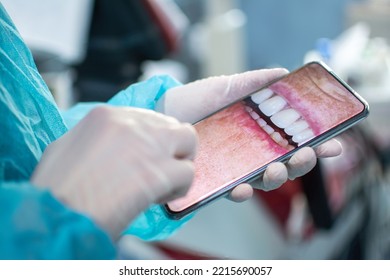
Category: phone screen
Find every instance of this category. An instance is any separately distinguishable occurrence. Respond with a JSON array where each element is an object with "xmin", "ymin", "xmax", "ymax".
[{"xmin": 165, "ymin": 62, "xmax": 369, "ymax": 219}]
